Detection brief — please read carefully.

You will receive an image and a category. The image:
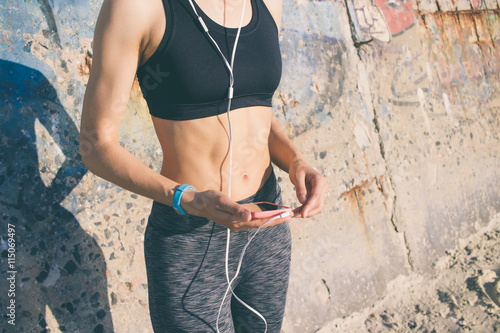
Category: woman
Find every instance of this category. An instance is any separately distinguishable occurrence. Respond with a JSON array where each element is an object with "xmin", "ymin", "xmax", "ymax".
[{"xmin": 80, "ymin": 0, "xmax": 328, "ymax": 331}]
